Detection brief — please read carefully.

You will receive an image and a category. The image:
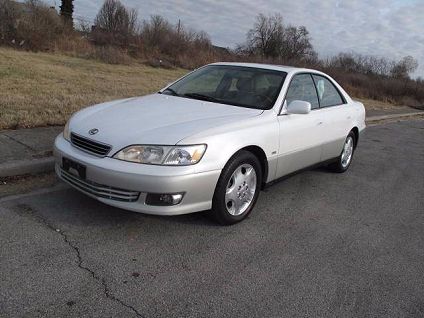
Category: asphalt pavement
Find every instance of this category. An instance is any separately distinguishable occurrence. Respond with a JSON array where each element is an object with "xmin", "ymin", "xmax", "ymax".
[{"xmin": 0, "ymin": 119, "xmax": 423, "ymax": 318}]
